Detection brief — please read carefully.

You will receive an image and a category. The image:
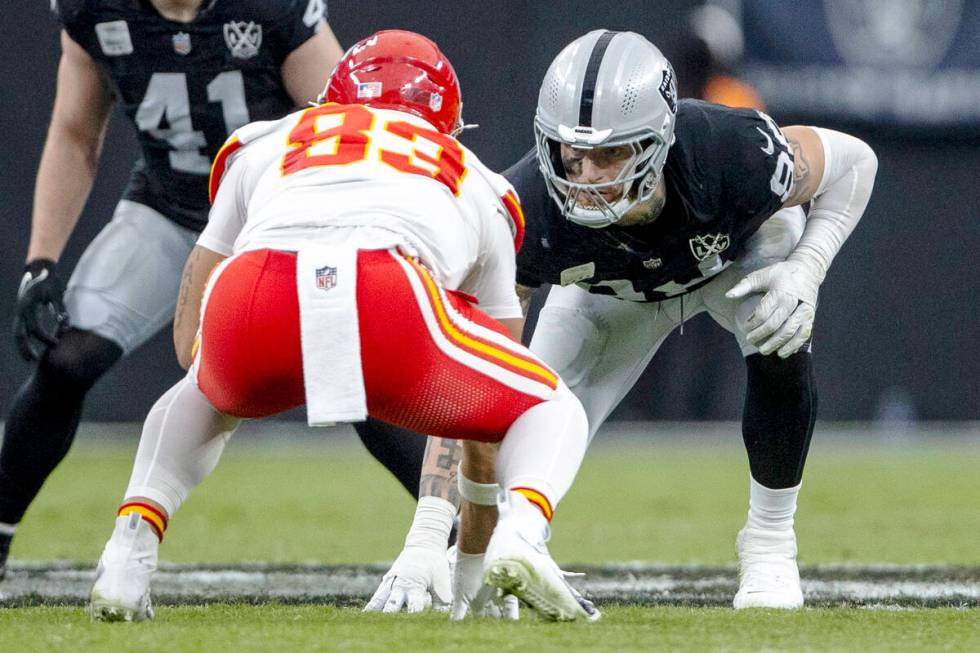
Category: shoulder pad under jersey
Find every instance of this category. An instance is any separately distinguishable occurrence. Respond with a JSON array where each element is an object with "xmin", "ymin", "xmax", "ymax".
[{"xmin": 208, "ymin": 116, "xmax": 294, "ymax": 204}]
